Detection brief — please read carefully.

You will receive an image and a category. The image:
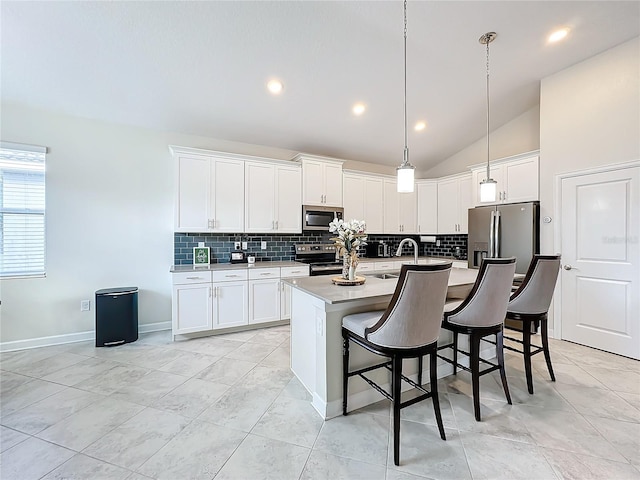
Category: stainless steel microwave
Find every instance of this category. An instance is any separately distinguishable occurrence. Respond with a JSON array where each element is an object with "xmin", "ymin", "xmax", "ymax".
[{"xmin": 302, "ymin": 205, "xmax": 344, "ymax": 231}]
